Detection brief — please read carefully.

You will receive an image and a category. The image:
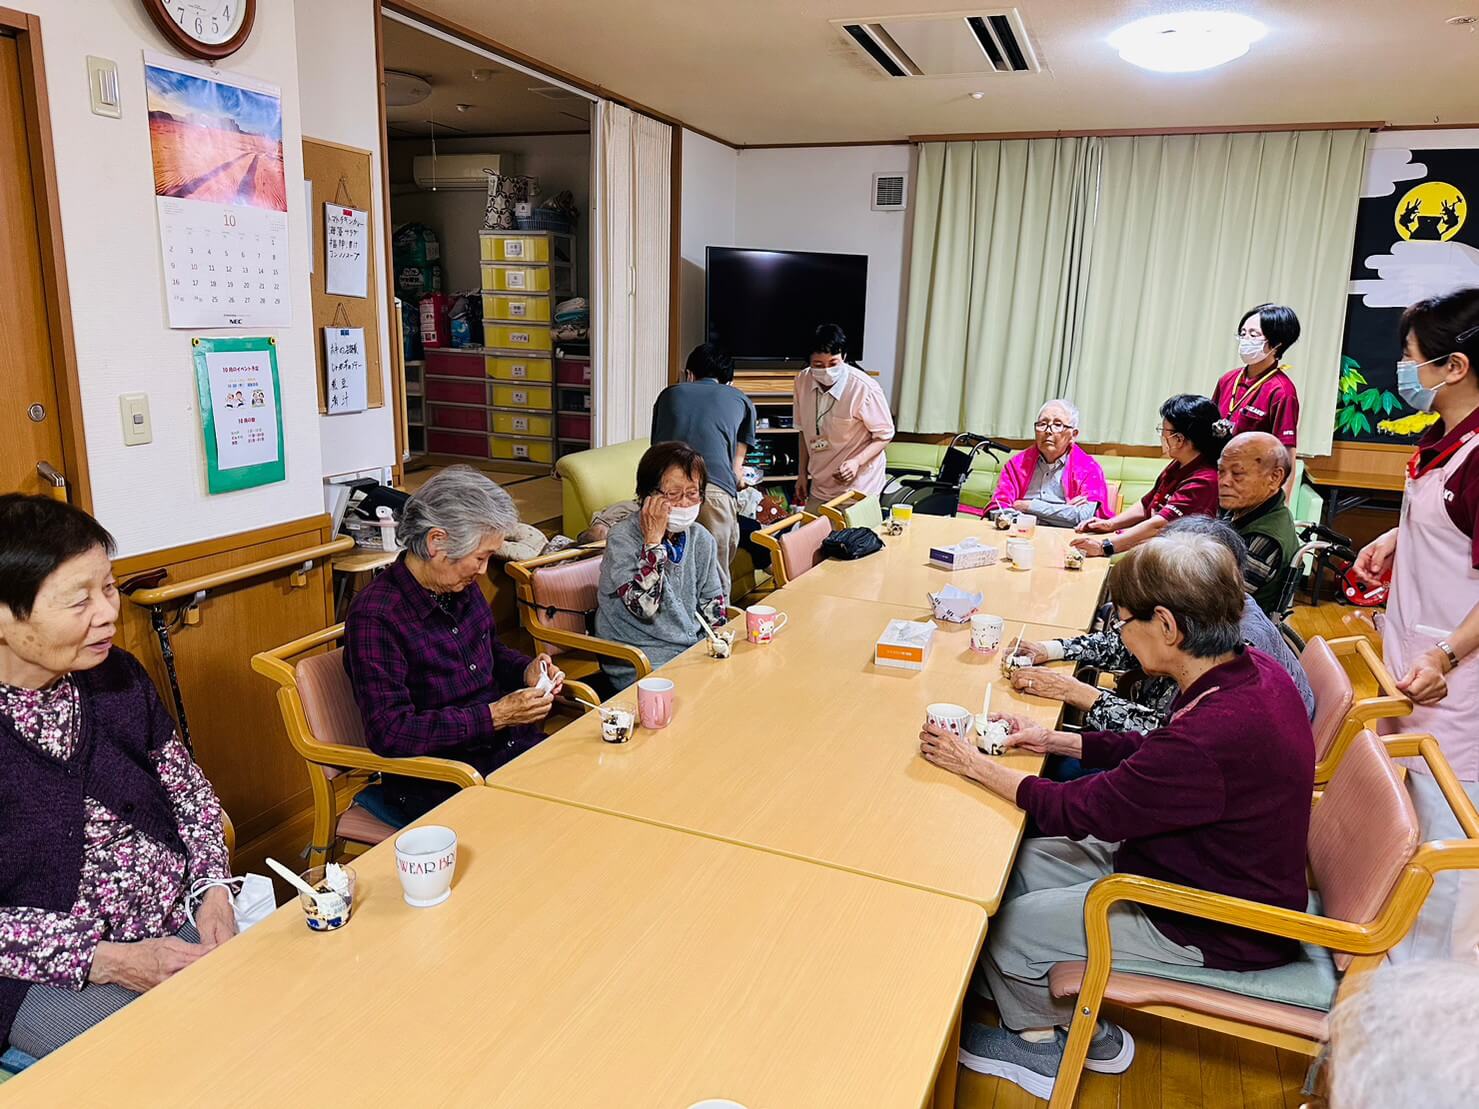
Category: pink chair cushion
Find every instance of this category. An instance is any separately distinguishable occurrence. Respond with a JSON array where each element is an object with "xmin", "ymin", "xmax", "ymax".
[
  {"xmin": 1048, "ymin": 963, "xmax": 1329, "ymax": 1042},
  {"xmin": 296, "ymin": 648, "xmax": 368, "ymax": 785},
  {"xmin": 529, "ymin": 553, "xmax": 603, "ymax": 658},
  {"xmin": 1302, "ymin": 637, "xmax": 1355, "ymax": 762},
  {"xmin": 777, "ymin": 516, "xmax": 833, "ymax": 582},
  {"xmin": 336, "ymin": 801, "xmax": 397, "ymax": 847},
  {"xmin": 1308, "ymin": 728, "xmax": 1419, "ymax": 969}
]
